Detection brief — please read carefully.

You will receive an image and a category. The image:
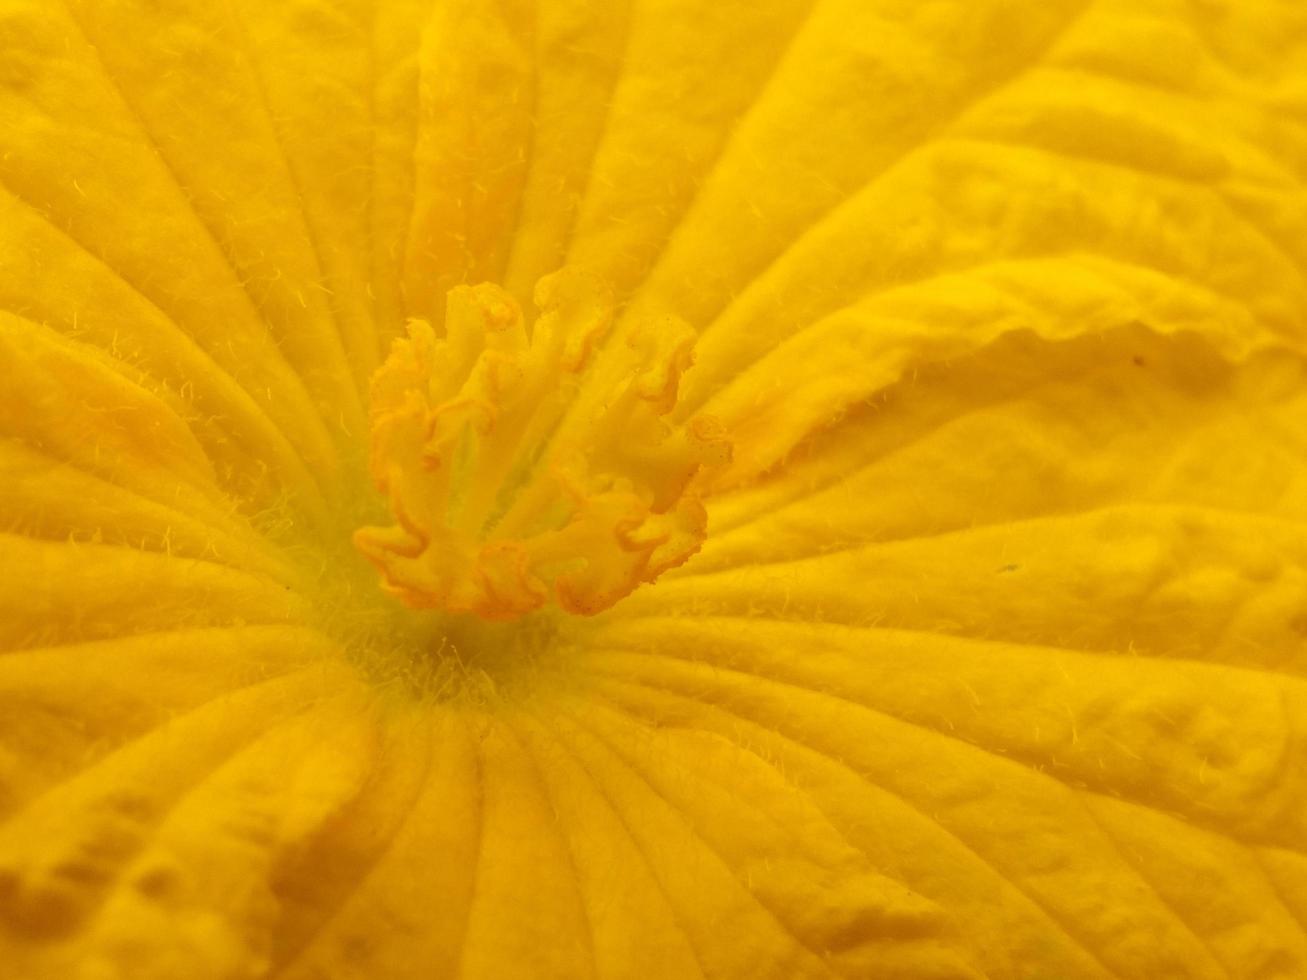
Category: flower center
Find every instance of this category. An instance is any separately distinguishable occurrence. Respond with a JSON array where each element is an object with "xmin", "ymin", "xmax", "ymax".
[{"xmin": 353, "ymin": 271, "xmax": 730, "ymax": 621}]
